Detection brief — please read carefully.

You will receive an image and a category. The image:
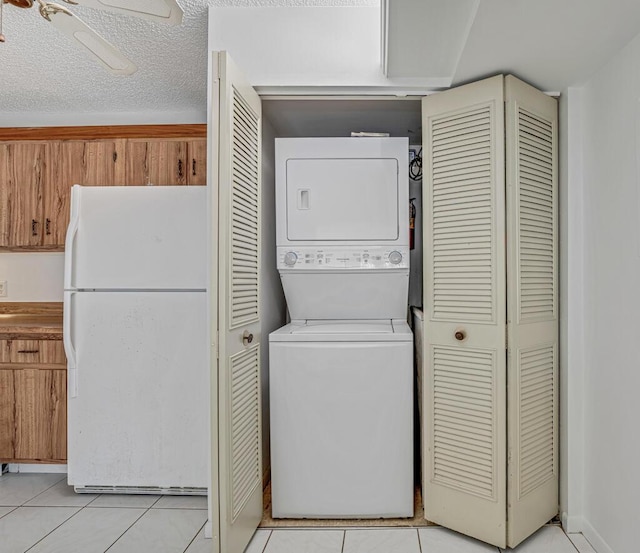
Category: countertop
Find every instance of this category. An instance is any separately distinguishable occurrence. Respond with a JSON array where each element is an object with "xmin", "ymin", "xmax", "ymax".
[{"xmin": 0, "ymin": 303, "xmax": 63, "ymax": 340}]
